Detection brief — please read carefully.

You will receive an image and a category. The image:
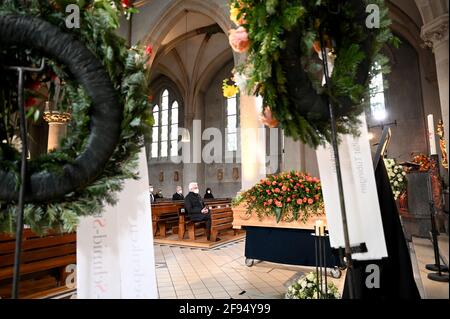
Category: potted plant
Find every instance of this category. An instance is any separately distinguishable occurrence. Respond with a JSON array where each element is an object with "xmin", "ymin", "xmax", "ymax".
[{"xmin": 232, "ymin": 171, "xmax": 325, "ymax": 229}]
